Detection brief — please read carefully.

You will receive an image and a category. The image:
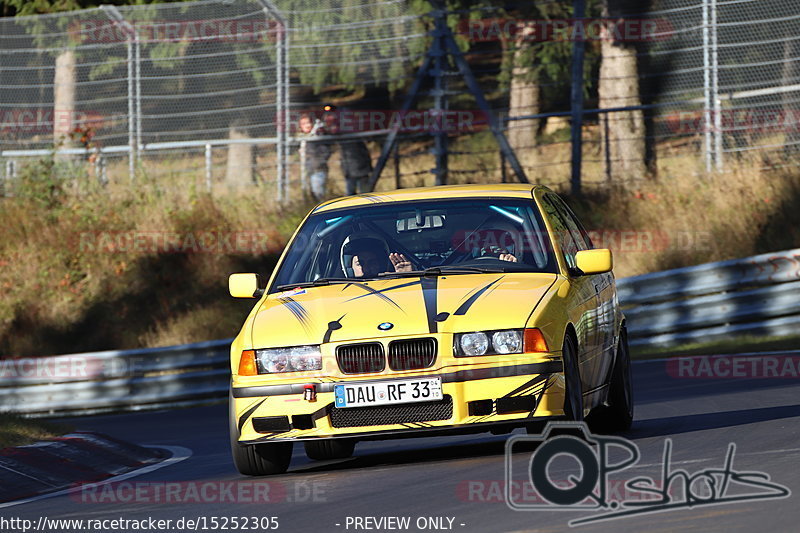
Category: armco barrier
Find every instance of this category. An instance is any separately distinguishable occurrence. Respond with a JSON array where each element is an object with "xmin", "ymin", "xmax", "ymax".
[
  {"xmin": 1, "ymin": 248, "xmax": 798, "ymax": 416},
  {"xmin": 0, "ymin": 339, "xmax": 232, "ymax": 416},
  {"xmin": 618, "ymin": 248, "xmax": 800, "ymax": 347}
]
